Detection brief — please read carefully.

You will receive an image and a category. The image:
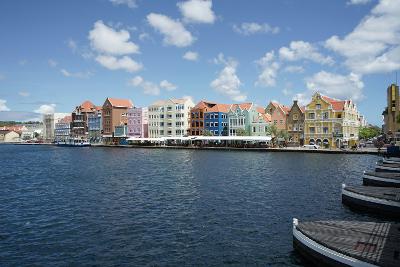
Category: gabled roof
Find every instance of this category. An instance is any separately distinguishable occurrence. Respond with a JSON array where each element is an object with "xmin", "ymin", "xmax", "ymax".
[
  {"xmin": 331, "ymin": 101, "xmax": 345, "ymax": 111},
  {"xmin": 207, "ymin": 103, "xmax": 230, "ymax": 113},
  {"xmin": 107, "ymin": 98, "xmax": 133, "ymax": 108},
  {"xmin": 80, "ymin": 100, "xmax": 95, "ymax": 112},
  {"xmin": 256, "ymin": 107, "xmax": 266, "ymax": 114},
  {"xmin": 263, "ymin": 113, "xmax": 272, "ymax": 122}
]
